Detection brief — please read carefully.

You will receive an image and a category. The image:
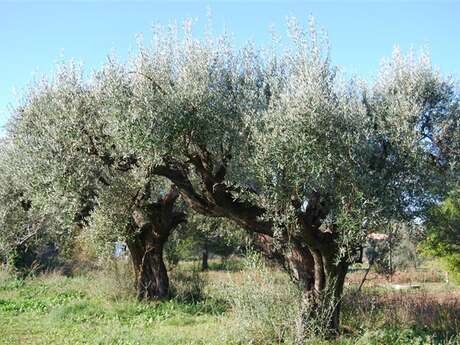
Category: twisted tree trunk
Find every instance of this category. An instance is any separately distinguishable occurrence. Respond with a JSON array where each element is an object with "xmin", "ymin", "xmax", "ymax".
[
  {"xmin": 127, "ymin": 228, "xmax": 169, "ymax": 300},
  {"xmin": 294, "ymin": 191, "xmax": 350, "ymax": 336},
  {"xmin": 152, "ymin": 158, "xmax": 350, "ymax": 335},
  {"xmin": 304, "ymin": 248, "xmax": 348, "ymax": 336},
  {"xmin": 127, "ymin": 185, "xmax": 186, "ymax": 300}
]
